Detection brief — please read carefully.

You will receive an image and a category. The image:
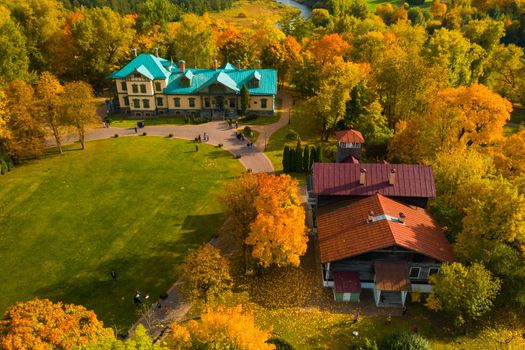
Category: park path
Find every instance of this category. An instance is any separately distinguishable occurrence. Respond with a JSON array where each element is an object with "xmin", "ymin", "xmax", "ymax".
[{"xmin": 250, "ymin": 91, "xmax": 293, "ymax": 151}]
